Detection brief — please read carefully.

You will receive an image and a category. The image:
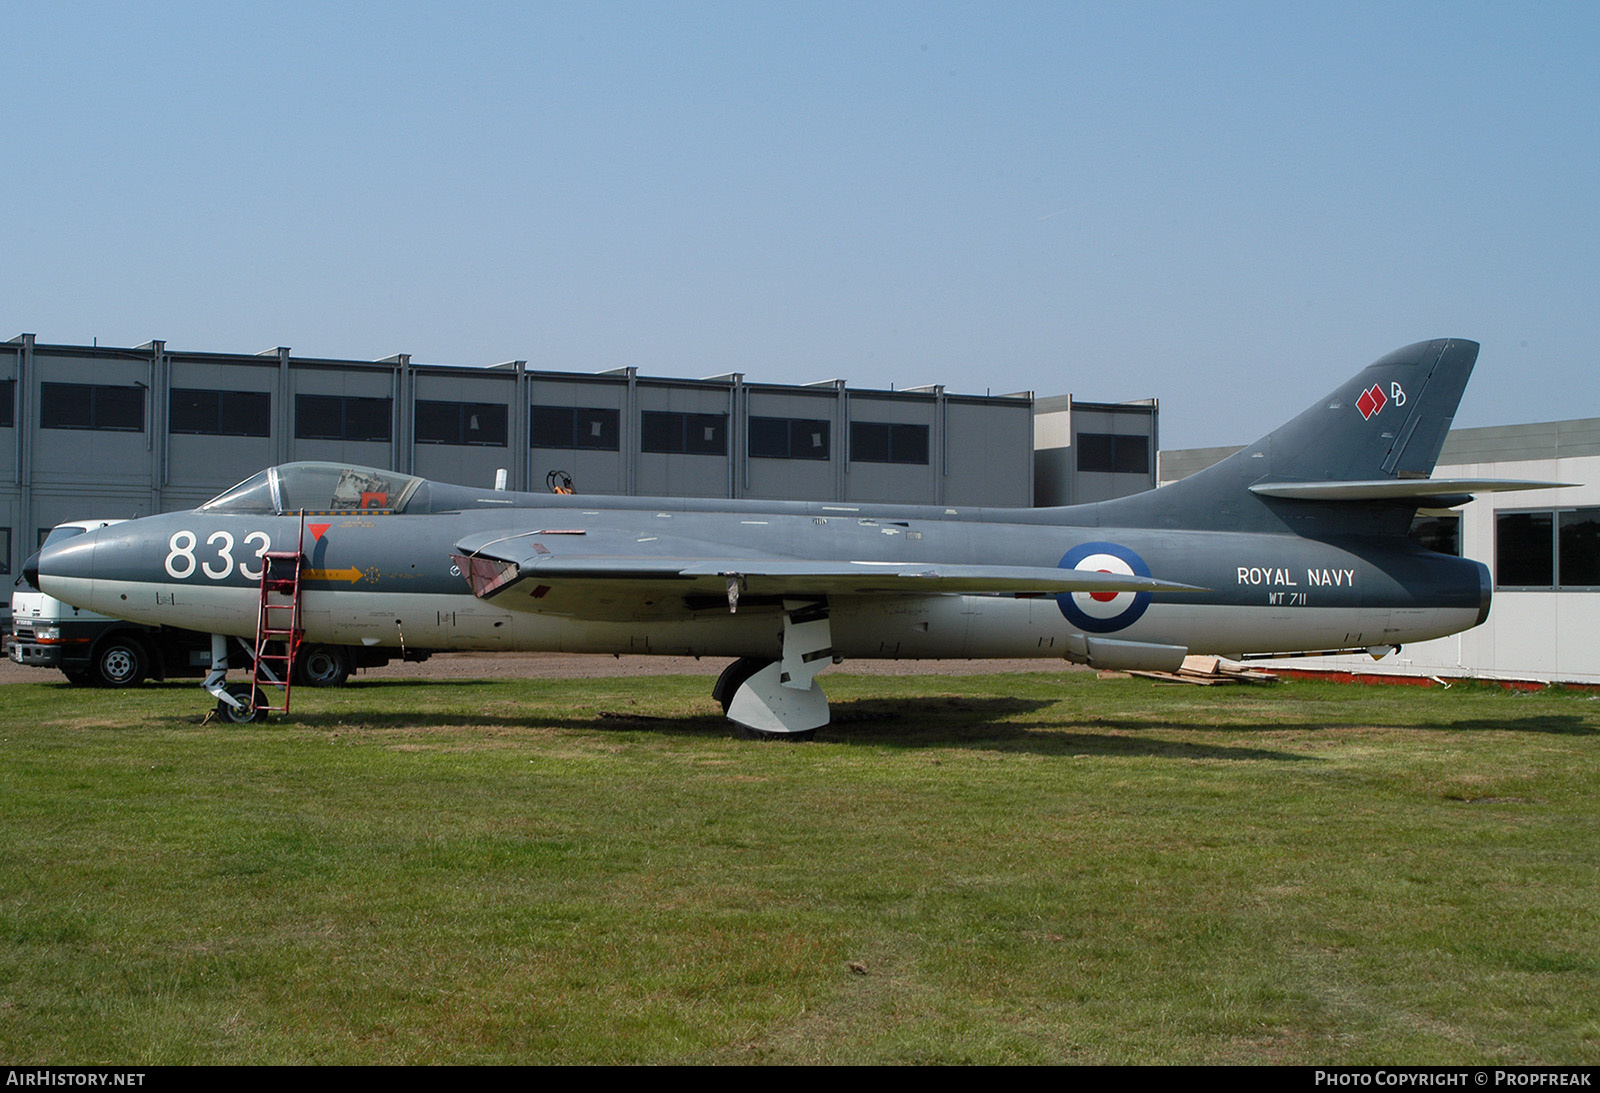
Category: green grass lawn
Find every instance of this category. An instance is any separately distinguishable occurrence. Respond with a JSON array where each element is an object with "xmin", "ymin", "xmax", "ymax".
[{"xmin": 1, "ymin": 670, "xmax": 1597, "ymax": 1064}]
